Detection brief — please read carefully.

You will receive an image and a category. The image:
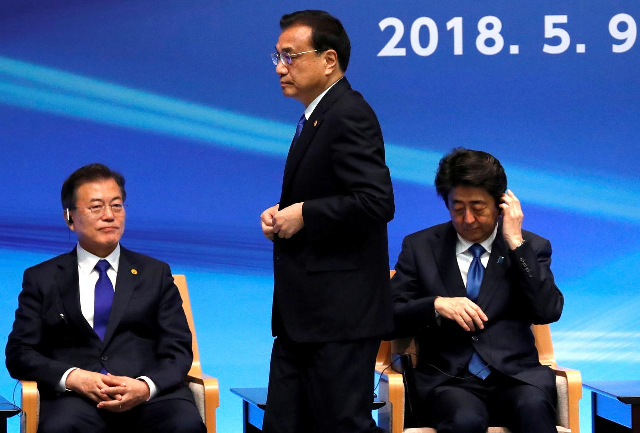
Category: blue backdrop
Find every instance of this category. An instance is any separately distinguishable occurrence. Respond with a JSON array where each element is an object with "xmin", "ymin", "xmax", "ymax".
[{"xmin": 1, "ymin": 1, "xmax": 639, "ymax": 431}]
